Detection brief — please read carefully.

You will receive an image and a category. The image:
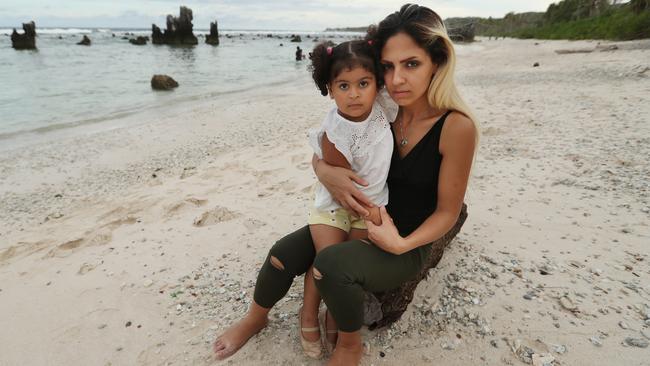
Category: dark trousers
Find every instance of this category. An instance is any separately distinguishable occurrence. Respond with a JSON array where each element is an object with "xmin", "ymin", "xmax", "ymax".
[{"xmin": 253, "ymin": 225, "xmax": 430, "ymax": 332}]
